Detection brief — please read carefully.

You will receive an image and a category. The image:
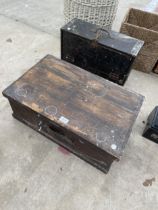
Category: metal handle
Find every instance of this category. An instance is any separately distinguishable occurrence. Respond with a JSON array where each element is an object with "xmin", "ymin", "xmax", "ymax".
[
  {"xmin": 48, "ymin": 124, "xmax": 64, "ymax": 135},
  {"xmin": 47, "ymin": 124, "xmax": 75, "ymax": 145},
  {"xmin": 94, "ymin": 28, "xmax": 112, "ymax": 41}
]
